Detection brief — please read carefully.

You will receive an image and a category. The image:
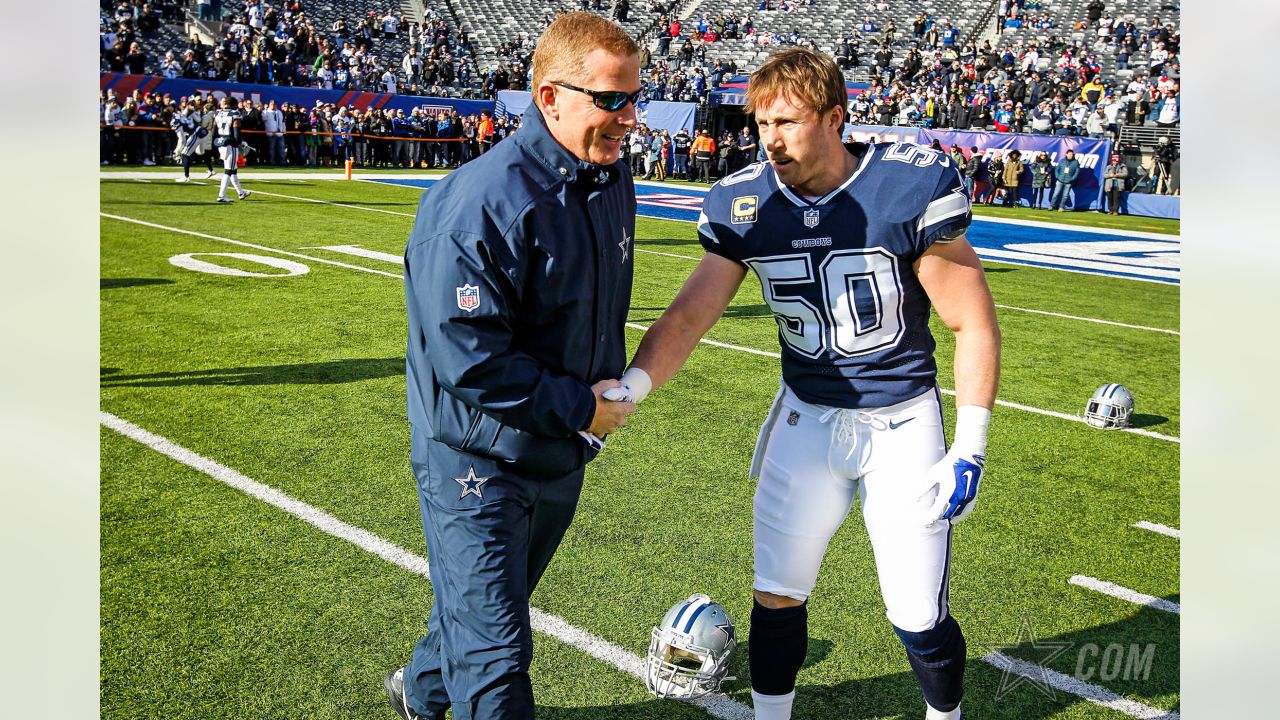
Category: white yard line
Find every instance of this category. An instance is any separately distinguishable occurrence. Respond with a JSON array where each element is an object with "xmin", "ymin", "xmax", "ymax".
[
  {"xmin": 1069, "ymin": 575, "xmax": 1180, "ymax": 615},
  {"xmin": 99, "ymin": 213, "xmax": 402, "ymax": 279},
  {"xmin": 981, "ymin": 652, "xmax": 1179, "ymax": 719},
  {"xmin": 102, "ymin": 213, "xmax": 1180, "ymax": 443},
  {"xmin": 624, "ymin": 321, "xmax": 1178, "ymax": 442},
  {"xmin": 99, "ymin": 411, "xmax": 752, "ymax": 720},
  {"xmin": 636, "ymin": 248, "xmax": 701, "ymax": 260},
  {"xmin": 190, "ymin": 182, "xmax": 417, "ymax": 218},
  {"xmin": 624, "ymin": 322, "xmax": 781, "ymax": 358},
  {"xmin": 993, "ymin": 305, "xmax": 1177, "ymax": 335},
  {"xmin": 959, "ymin": 395, "xmax": 1179, "ymax": 443},
  {"xmin": 1132, "ymin": 521, "xmax": 1181, "ymax": 539}
]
